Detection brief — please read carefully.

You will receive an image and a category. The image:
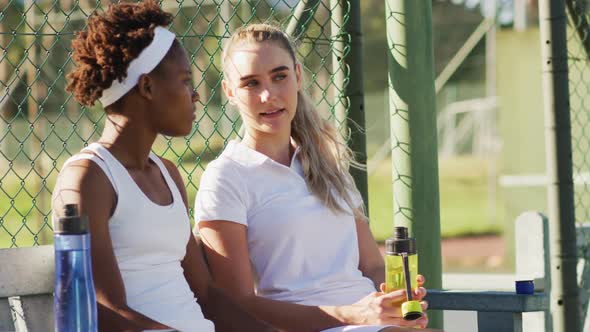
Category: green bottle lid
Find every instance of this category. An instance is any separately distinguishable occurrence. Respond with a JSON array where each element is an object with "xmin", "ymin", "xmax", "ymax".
[{"xmin": 402, "ymin": 300, "xmax": 422, "ymax": 321}]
